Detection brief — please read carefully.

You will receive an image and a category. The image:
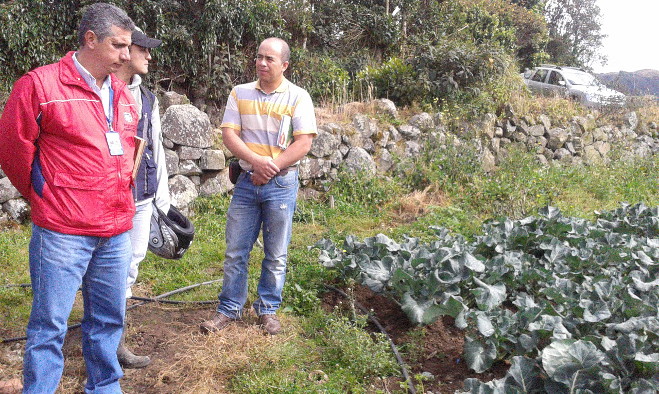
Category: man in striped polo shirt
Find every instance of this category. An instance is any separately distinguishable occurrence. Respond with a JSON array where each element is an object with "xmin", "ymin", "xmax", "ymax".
[{"xmin": 201, "ymin": 37, "xmax": 317, "ymax": 335}]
